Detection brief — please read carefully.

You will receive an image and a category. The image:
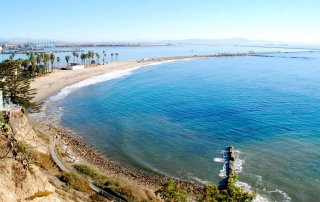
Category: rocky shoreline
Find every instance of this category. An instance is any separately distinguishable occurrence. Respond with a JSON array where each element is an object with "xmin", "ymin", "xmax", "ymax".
[{"xmin": 44, "ymin": 124, "xmax": 205, "ymax": 194}]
